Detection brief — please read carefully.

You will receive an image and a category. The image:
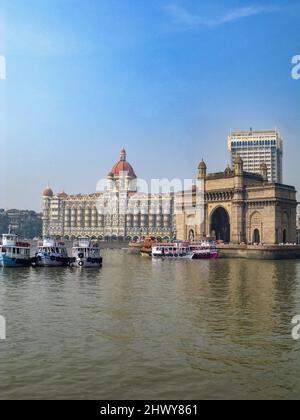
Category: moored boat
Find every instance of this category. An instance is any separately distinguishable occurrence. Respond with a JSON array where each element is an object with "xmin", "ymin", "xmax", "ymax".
[
  {"xmin": 130, "ymin": 237, "xmax": 159, "ymax": 254},
  {"xmin": 0, "ymin": 231, "xmax": 31, "ymax": 267},
  {"xmin": 33, "ymin": 238, "xmax": 69, "ymax": 267},
  {"xmin": 70, "ymin": 238, "xmax": 102, "ymax": 268},
  {"xmin": 140, "ymin": 244, "xmax": 153, "ymax": 257},
  {"xmin": 152, "ymin": 240, "xmax": 218, "ymax": 260}
]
